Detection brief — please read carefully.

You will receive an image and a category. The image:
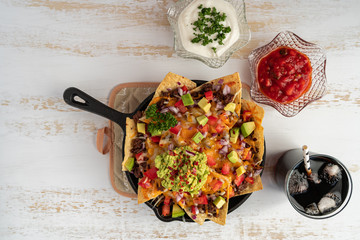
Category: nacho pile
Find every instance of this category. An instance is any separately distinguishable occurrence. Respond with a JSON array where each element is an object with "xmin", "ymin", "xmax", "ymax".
[{"xmin": 123, "ymin": 72, "xmax": 264, "ymax": 225}]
